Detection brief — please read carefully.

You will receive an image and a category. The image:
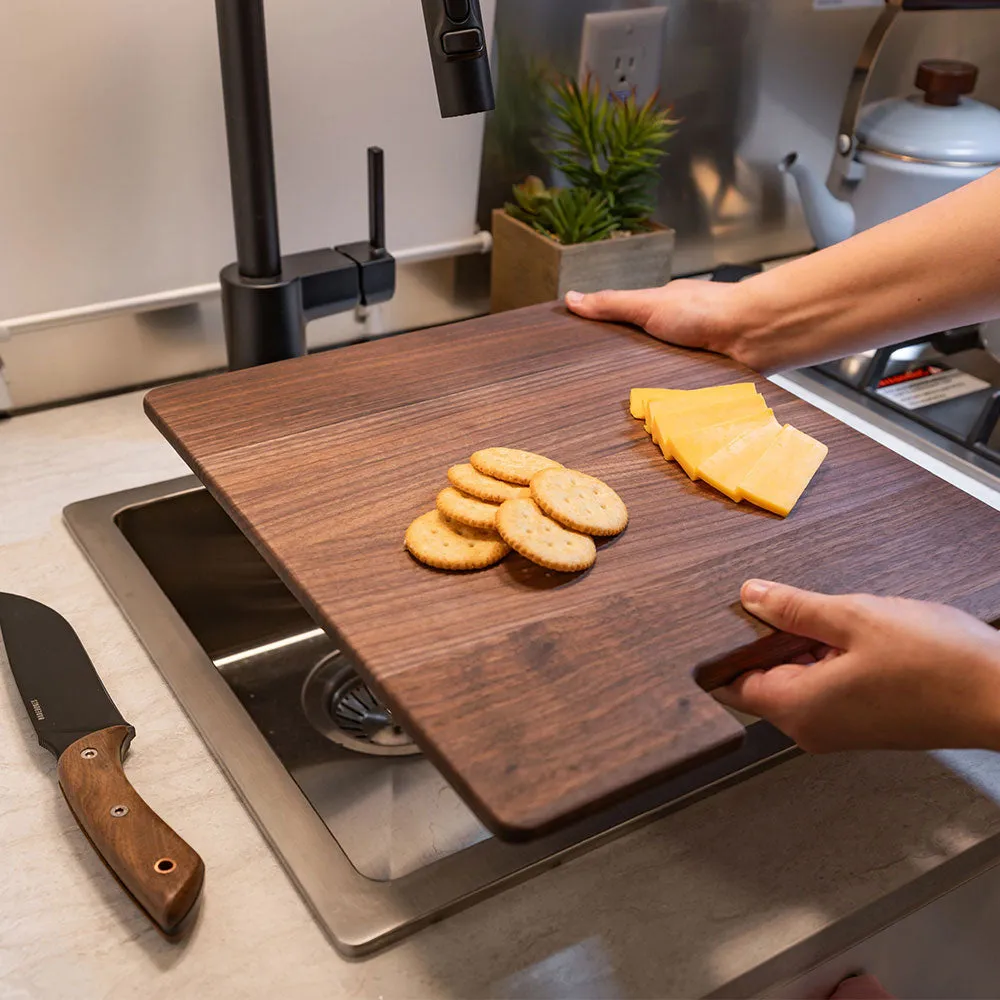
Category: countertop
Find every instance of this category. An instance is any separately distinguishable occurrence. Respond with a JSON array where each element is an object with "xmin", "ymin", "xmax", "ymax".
[{"xmin": 3, "ymin": 381, "xmax": 1000, "ymax": 999}]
